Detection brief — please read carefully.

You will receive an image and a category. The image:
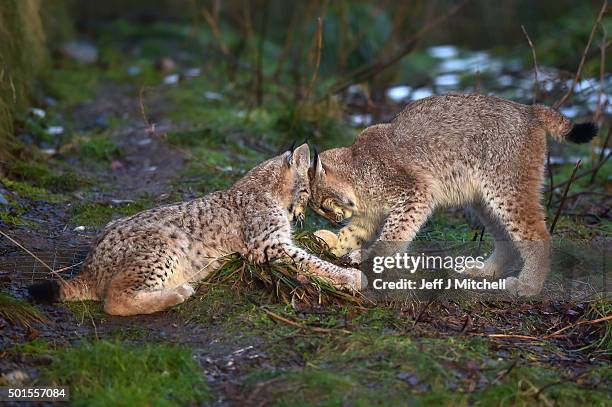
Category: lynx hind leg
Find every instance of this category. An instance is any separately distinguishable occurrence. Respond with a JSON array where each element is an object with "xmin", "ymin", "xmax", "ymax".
[
  {"xmin": 103, "ymin": 272, "xmax": 195, "ymax": 316},
  {"xmin": 484, "ymin": 187, "xmax": 551, "ymax": 297},
  {"xmin": 464, "ymin": 201, "xmax": 520, "ymax": 278}
]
